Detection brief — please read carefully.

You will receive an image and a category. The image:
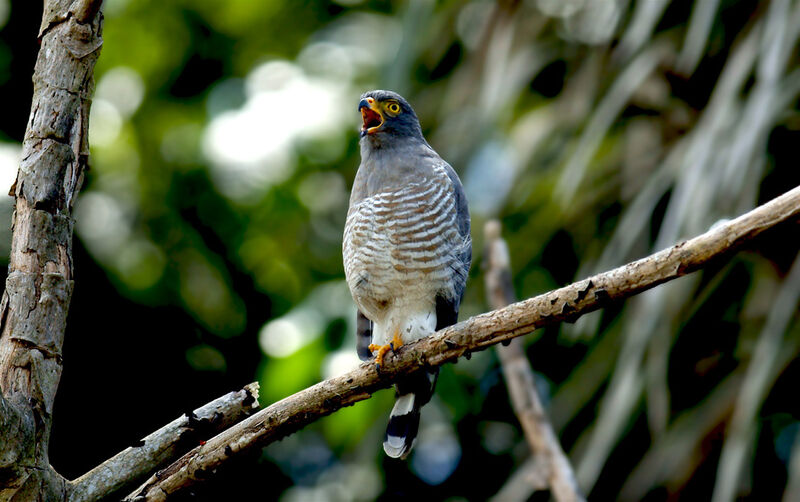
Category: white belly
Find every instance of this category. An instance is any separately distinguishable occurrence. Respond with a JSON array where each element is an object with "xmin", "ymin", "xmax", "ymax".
[{"xmin": 343, "ymin": 181, "xmax": 459, "ymax": 345}]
